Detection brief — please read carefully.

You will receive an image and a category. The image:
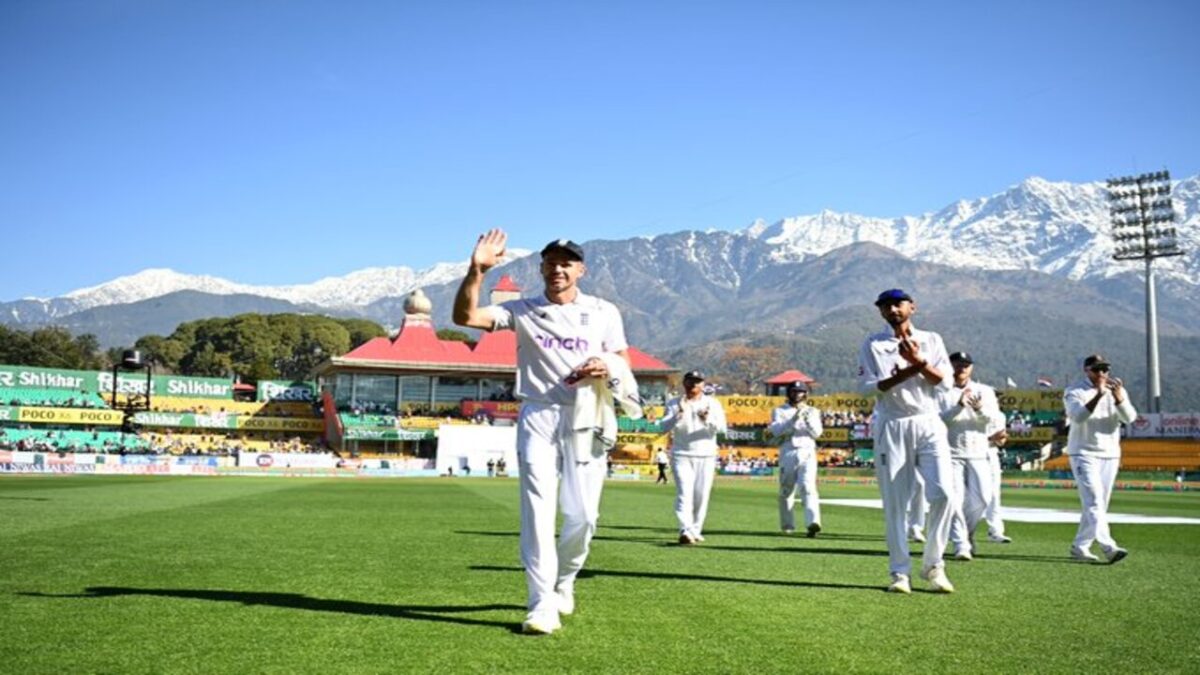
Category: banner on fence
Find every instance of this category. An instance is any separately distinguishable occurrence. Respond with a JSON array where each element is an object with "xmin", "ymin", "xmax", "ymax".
[
  {"xmin": 236, "ymin": 452, "xmax": 338, "ymax": 469},
  {"xmin": 342, "ymin": 427, "xmax": 434, "ymax": 441},
  {"xmin": 460, "ymin": 400, "xmax": 521, "ymax": 420},
  {"xmin": 1127, "ymin": 413, "xmax": 1200, "ymax": 439},
  {"xmin": 257, "ymin": 380, "xmax": 317, "ymax": 402}
]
